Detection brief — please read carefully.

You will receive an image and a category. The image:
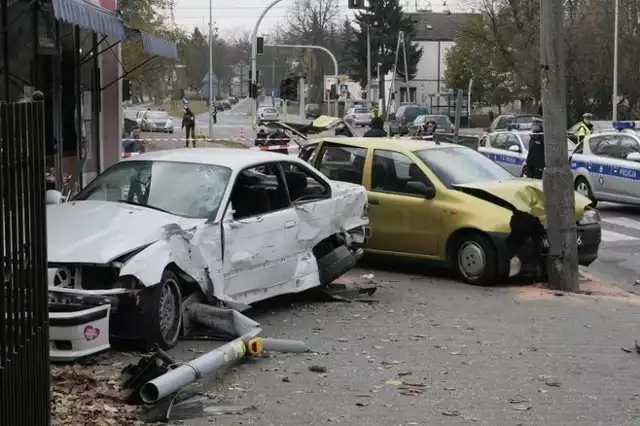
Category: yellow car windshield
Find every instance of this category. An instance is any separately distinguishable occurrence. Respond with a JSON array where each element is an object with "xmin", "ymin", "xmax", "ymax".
[{"xmin": 415, "ymin": 147, "xmax": 516, "ymax": 187}]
